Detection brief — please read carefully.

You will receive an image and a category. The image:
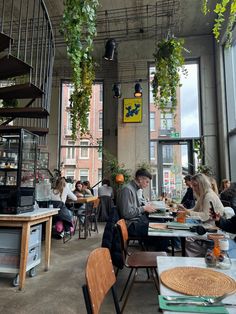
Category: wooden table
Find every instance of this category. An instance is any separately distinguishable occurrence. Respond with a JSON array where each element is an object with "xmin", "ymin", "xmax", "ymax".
[
  {"xmin": 68, "ymin": 196, "xmax": 98, "ymax": 239},
  {"xmin": 156, "ymin": 256, "xmax": 236, "ymax": 314},
  {"xmin": 0, "ymin": 207, "xmax": 58, "ymax": 290}
]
